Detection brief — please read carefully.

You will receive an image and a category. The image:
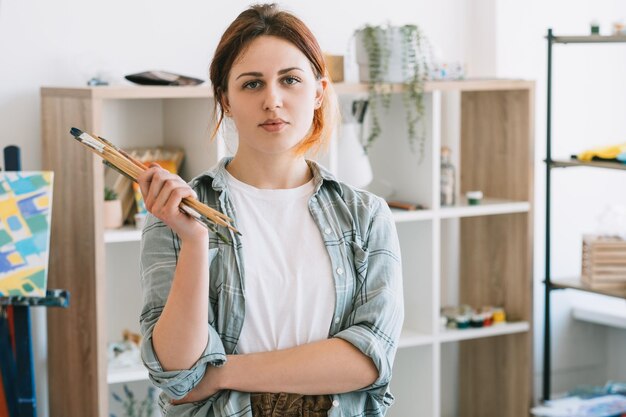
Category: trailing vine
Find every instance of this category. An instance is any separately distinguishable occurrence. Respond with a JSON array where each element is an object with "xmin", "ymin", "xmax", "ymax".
[
  {"xmin": 401, "ymin": 24, "xmax": 430, "ymax": 162},
  {"xmin": 356, "ymin": 23, "xmax": 432, "ymax": 162}
]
